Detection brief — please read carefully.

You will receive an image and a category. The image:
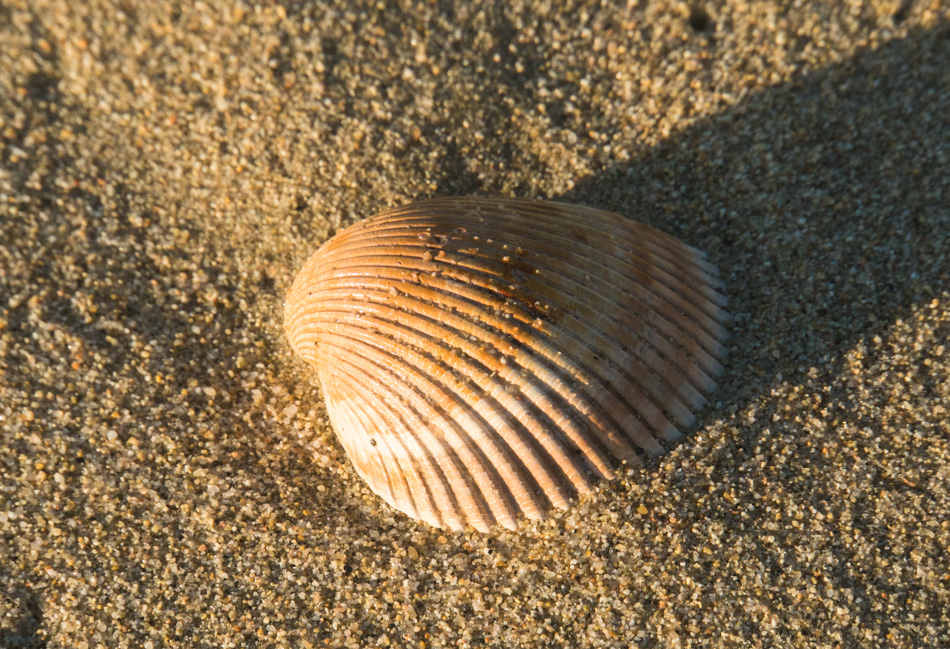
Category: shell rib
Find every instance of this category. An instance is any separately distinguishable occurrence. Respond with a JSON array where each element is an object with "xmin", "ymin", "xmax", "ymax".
[{"xmin": 284, "ymin": 197, "xmax": 728, "ymax": 532}]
